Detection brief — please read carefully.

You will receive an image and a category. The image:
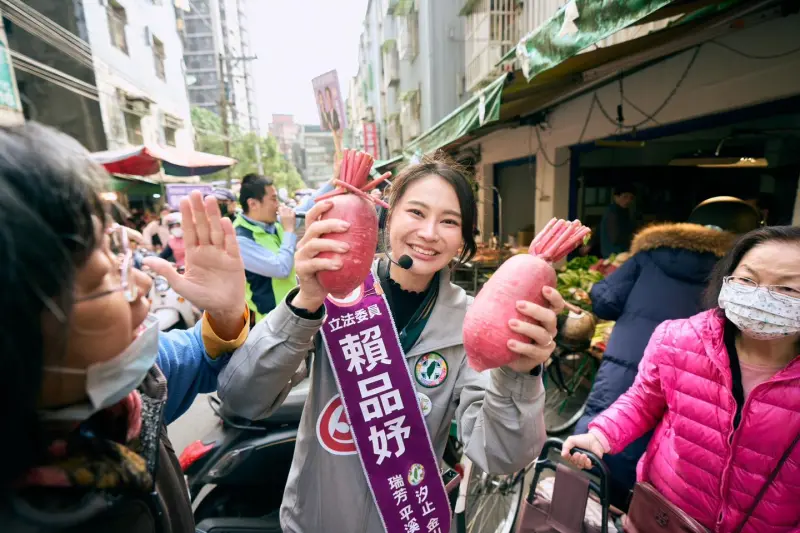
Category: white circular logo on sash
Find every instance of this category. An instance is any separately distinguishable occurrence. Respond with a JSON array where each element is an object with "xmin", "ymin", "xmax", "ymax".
[
  {"xmin": 417, "ymin": 392, "xmax": 432, "ymax": 417},
  {"xmin": 326, "ymin": 284, "xmax": 364, "ymax": 308},
  {"xmin": 408, "ymin": 463, "xmax": 425, "ymax": 486},
  {"xmin": 316, "ymin": 395, "xmax": 356, "ymax": 455}
]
